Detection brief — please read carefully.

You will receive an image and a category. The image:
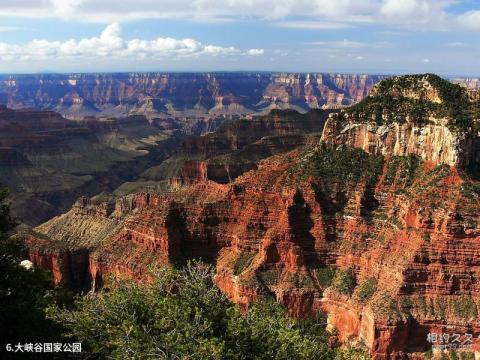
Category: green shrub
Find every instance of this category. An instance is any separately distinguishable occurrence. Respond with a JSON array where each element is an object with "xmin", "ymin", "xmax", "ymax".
[
  {"xmin": 370, "ymin": 291, "xmax": 398, "ymax": 318},
  {"xmin": 335, "ymin": 347, "xmax": 370, "ymax": 360},
  {"xmin": 331, "ymin": 268, "xmax": 357, "ymax": 296},
  {"xmin": 233, "ymin": 252, "xmax": 255, "ymax": 275},
  {"xmin": 48, "ymin": 261, "xmax": 342, "ymax": 360},
  {"xmin": 257, "ymin": 269, "xmax": 279, "ymax": 286},
  {"xmin": 422, "ymin": 233, "xmax": 431, "ymax": 242},
  {"xmin": 316, "ymin": 267, "xmax": 337, "ymax": 288},
  {"xmin": 451, "ymin": 295, "xmax": 478, "ymax": 320},
  {"xmin": 0, "ymin": 185, "xmax": 67, "ymax": 344},
  {"xmin": 460, "ymin": 352, "xmax": 475, "ymax": 360},
  {"xmin": 346, "ymin": 74, "xmax": 479, "ymax": 131},
  {"xmin": 353, "ymin": 277, "xmax": 377, "ymax": 304},
  {"xmin": 390, "ymin": 217, "xmax": 404, "ymax": 229},
  {"xmin": 299, "ymin": 147, "xmax": 384, "ymax": 195},
  {"xmin": 288, "ymin": 272, "xmax": 316, "ymax": 288}
]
